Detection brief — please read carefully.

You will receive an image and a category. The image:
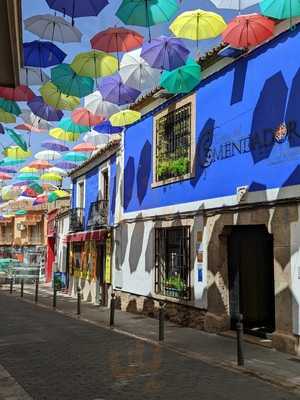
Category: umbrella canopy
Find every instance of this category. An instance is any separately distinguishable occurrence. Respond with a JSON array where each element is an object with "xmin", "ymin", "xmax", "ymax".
[
  {"xmin": 63, "ymin": 151, "xmax": 88, "ymax": 163},
  {"xmin": 73, "ymin": 142, "xmax": 96, "ymax": 152},
  {"xmin": 40, "ymin": 82, "xmax": 80, "ymax": 111},
  {"xmin": 109, "ymin": 109, "xmax": 141, "ymax": 127},
  {"xmin": 0, "ymin": 85, "xmax": 35, "ymax": 102},
  {"xmin": 116, "ymin": 0, "xmax": 179, "ymax": 40},
  {"xmin": 0, "ymin": 173, "xmax": 12, "ymax": 181},
  {"xmin": 119, "ymin": 48, "xmax": 161, "ymax": 91},
  {"xmin": 33, "ymin": 194, "xmax": 48, "ymax": 205},
  {"xmin": 210, "ymin": 0, "xmax": 259, "ymax": 10},
  {"xmin": 15, "ymin": 210, "xmax": 28, "ymax": 216},
  {"xmin": 35, "ymin": 150, "xmax": 62, "ymax": 161},
  {"xmin": 4, "ymin": 146, "xmax": 32, "ymax": 160},
  {"xmin": 49, "ymin": 127, "xmax": 80, "ymax": 142},
  {"xmin": 40, "ymin": 172, "xmax": 63, "ymax": 182},
  {"xmin": 1, "ymin": 185, "xmax": 21, "ymax": 201},
  {"xmin": 24, "ymin": 40, "xmax": 67, "ymax": 68},
  {"xmin": 20, "ymin": 110, "xmax": 53, "ymax": 130},
  {"xmin": 0, "ymin": 98, "xmax": 21, "ymax": 116},
  {"xmin": 98, "ymin": 73, "xmax": 141, "ymax": 105},
  {"xmin": 72, "ymin": 108, "xmax": 104, "ymax": 127},
  {"xmin": 42, "ymin": 140, "xmax": 69, "ymax": 152},
  {"xmin": 84, "ymin": 91, "xmax": 120, "ymax": 117},
  {"xmin": 51, "ymin": 64, "xmax": 94, "ymax": 98},
  {"xmin": 47, "ymin": 167, "xmax": 68, "ymax": 177},
  {"xmin": 0, "ymin": 124, "xmax": 4, "ymax": 134},
  {"xmin": 28, "ymin": 96, "xmax": 63, "ymax": 121},
  {"xmin": 19, "ymin": 167, "xmax": 38, "ymax": 173},
  {"xmin": 48, "ymin": 189, "xmax": 70, "ymax": 202},
  {"xmin": 160, "ymin": 58, "xmax": 202, "ymax": 94},
  {"xmin": 83, "ymin": 131, "xmax": 109, "ymax": 146},
  {"xmin": 20, "ymin": 67, "xmax": 50, "ymax": 86},
  {"xmin": 0, "ymin": 109, "xmax": 16, "ymax": 123},
  {"xmin": 170, "ymin": 9, "xmax": 227, "ymax": 44},
  {"xmin": 141, "ymin": 35, "xmax": 190, "ymax": 71},
  {"xmin": 0, "ymin": 158, "xmax": 24, "ymax": 167},
  {"xmin": 58, "ymin": 118, "xmax": 89, "ymax": 134},
  {"xmin": 0, "ymin": 258, "xmax": 19, "ymax": 268},
  {"xmin": 22, "ymin": 182, "xmax": 44, "ymax": 197},
  {"xmin": 6, "ymin": 129, "xmax": 28, "ymax": 152},
  {"xmin": 24, "ymin": 14, "xmax": 82, "ymax": 43},
  {"xmin": 17, "ymin": 172, "xmax": 40, "ymax": 181},
  {"xmin": 0, "ymin": 167, "xmax": 17, "ymax": 174},
  {"xmin": 46, "ymin": 0, "xmax": 109, "ymax": 24},
  {"xmin": 55, "ymin": 161, "xmax": 77, "ymax": 169},
  {"xmin": 94, "ymin": 120, "xmax": 123, "ymax": 134},
  {"xmin": 260, "ymin": 0, "xmax": 300, "ymax": 19},
  {"xmin": 15, "ymin": 123, "xmax": 47, "ymax": 133},
  {"xmin": 222, "ymin": 14, "xmax": 275, "ymax": 48},
  {"xmin": 71, "ymin": 50, "xmax": 118, "ymax": 78},
  {"xmin": 29, "ymin": 160, "xmax": 53, "ymax": 170}
]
